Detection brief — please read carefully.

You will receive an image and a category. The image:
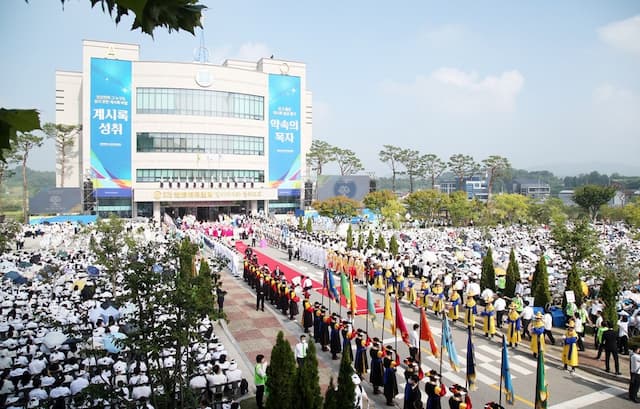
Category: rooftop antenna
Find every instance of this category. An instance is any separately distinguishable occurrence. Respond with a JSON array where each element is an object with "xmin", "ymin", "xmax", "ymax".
[{"xmin": 194, "ymin": 13, "xmax": 209, "ymax": 63}]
